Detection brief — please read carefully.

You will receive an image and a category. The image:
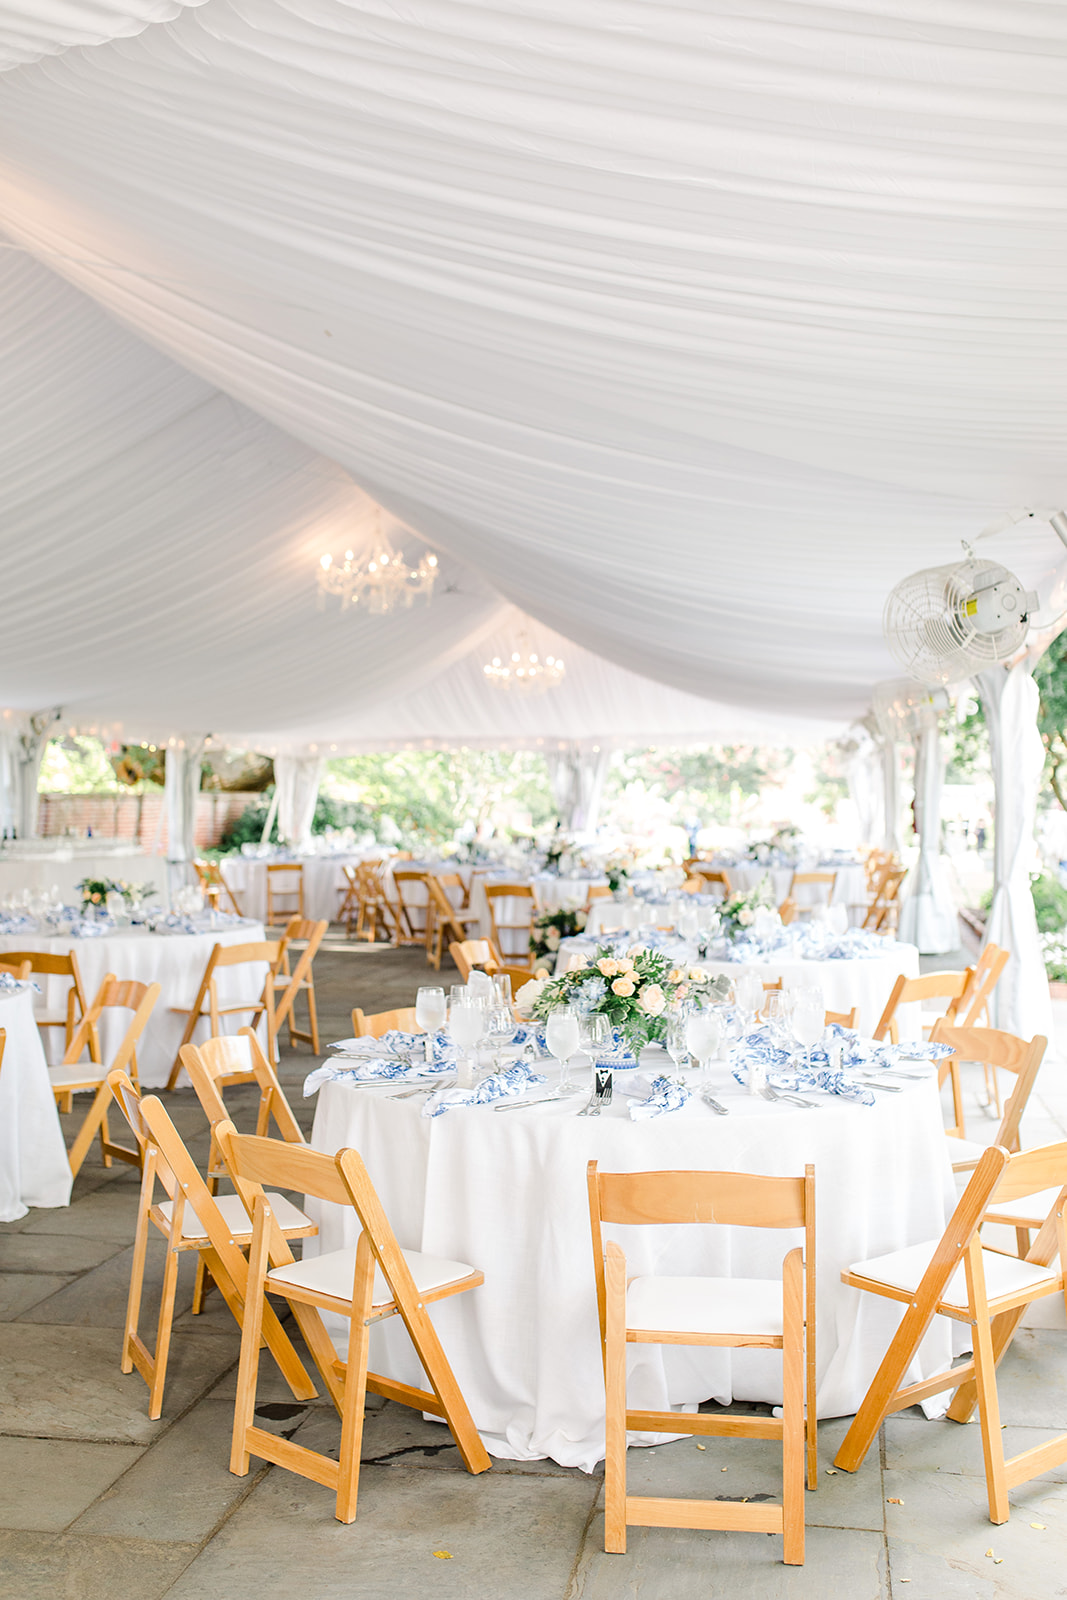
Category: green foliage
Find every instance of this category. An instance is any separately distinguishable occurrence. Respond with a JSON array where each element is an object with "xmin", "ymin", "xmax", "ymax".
[
  {"xmin": 1030, "ymin": 872, "xmax": 1067, "ymax": 933},
  {"xmin": 945, "ymin": 705, "xmax": 990, "ymax": 784},
  {"xmin": 605, "ymin": 746, "xmax": 785, "ymax": 825},
  {"xmin": 803, "ymin": 750, "xmax": 848, "ymax": 820},
  {"xmin": 39, "ymin": 736, "xmax": 124, "ymax": 794},
  {"xmin": 1034, "ymin": 634, "xmax": 1067, "ymax": 810},
  {"xmin": 213, "ymin": 796, "xmax": 276, "ymax": 856},
  {"xmin": 322, "ymin": 751, "xmax": 556, "ymax": 846}
]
